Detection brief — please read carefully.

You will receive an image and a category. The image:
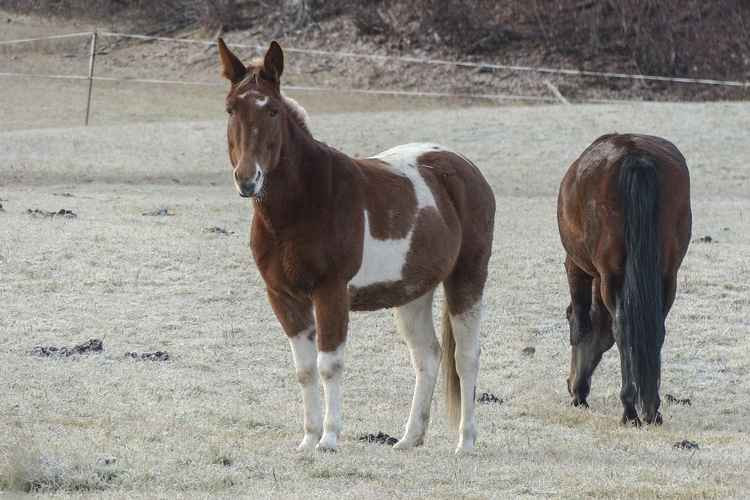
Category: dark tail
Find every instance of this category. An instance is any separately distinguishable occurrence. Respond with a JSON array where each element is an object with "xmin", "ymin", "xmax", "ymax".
[
  {"xmin": 442, "ymin": 304, "xmax": 460, "ymax": 429},
  {"xmin": 617, "ymin": 154, "xmax": 665, "ymax": 418}
]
